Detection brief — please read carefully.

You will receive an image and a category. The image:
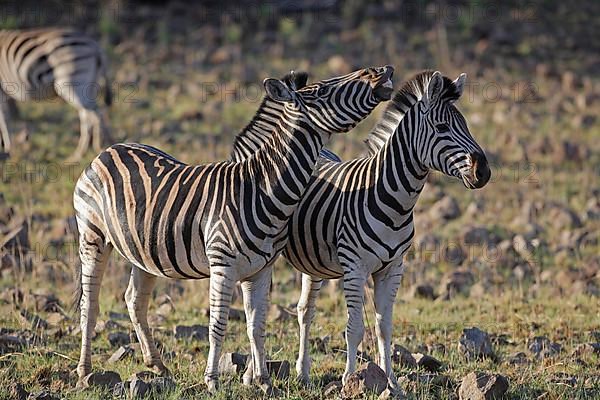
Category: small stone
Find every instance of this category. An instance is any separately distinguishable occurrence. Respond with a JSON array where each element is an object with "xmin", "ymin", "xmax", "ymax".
[
  {"xmin": 459, "ymin": 327, "xmax": 496, "ymax": 360},
  {"xmin": 378, "ymin": 387, "xmax": 405, "ymax": 399},
  {"xmin": 108, "ymin": 331, "xmax": 131, "ymax": 347},
  {"xmin": 458, "ymin": 372, "xmax": 509, "ymax": 400},
  {"xmin": 392, "ymin": 344, "xmax": 417, "ymax": 368},
  {"xmin": 410, "ymin": 284, "xmax": 436, "ymax": 300},
  {"xmin": 173, "ymin": 324, "xmax": 208, "ymax": 340},
  {"xmin": 528, "ymin": 336, "xmax": 561, "ymax": 359},
  {"xmin": 109, "ymin": 311, "xmax": 129, "ymax": 321},
  {"xmin": 27, "ymin": 391, "xmax": 60, "ymax": 400},
  {"xmin": 155, "ymin": 302, "xmax": 174, "ymax": 317},
  {"xmin": 149, "ymin": 376, "xmax": 176, "ymax": 394},
  {"xmin": 439, "ymin": 269, "xmax": 474, "ymax": 300},
  {"xmin": 82, "ymin": 370, "xmax": 122, "ymax": 390},
  {"xmin": 412, "ymin": 353, "xmax": 442, "ymax": 372},
  {"xmin": 108, "ymin": 345, "xmax": 134, "ymax": 363},
  {"xmin": 130, "ymin": 377, "xmax": 150, "ymax": 398},
  {"xmin": 506, "ymin": 352, "xmax": 529, "ymax": 365},
  {"xmin": 430, "ymin": 195, "xmax": 461, "ymax": 220},
  {"xmin": 46, "ymin": 313, "xmax": 65, "ymax": 326},
  {"xmin": 218, "ymin": 352, "xmax": 248, "ymax": 375},
  {"xmin": 267, "ymin": 360, "xmax": 290, "ymax": 380},
  {"xmin": 9, "ymin": 382, "xmax": 28, "ymax": 400},
  {"xmin": 341, "ymin": 362, "xmax": 388, "ymax": 399},
  {"xmin": 323, "ymin": 380, "xmax": 342, "ymax": 397}
]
